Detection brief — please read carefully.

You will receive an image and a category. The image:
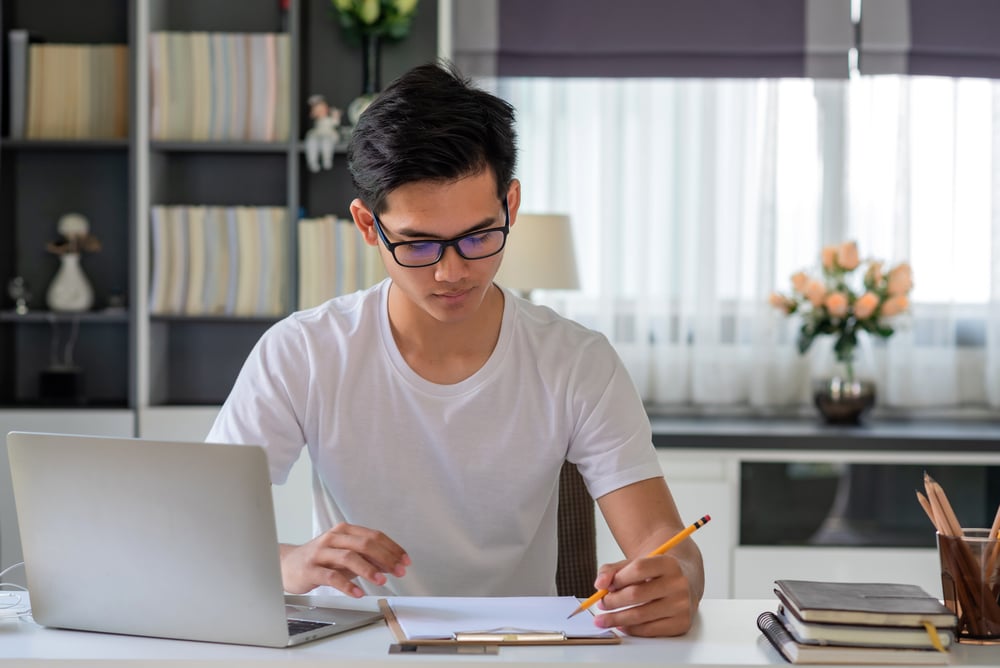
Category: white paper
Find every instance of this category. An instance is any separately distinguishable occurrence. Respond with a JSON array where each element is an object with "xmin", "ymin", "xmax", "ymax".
[{"xmin": 387, "ymin": 596, "xmax": 612, "ymax": 640}]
